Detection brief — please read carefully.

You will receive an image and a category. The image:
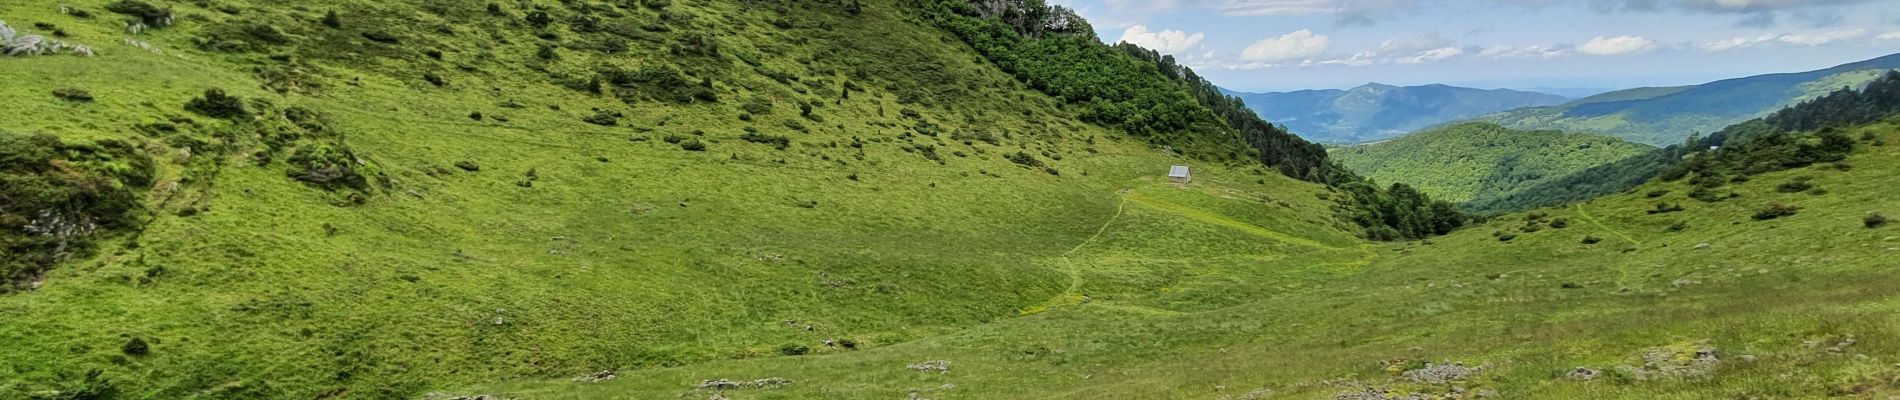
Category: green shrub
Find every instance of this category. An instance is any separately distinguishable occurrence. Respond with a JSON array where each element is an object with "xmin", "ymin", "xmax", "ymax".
[
  {"xmin": 583, "ymin": 110, "xmax": 621, "ymax": 126},
  {"xmin": 1581, "ymin": 236, "xmax": 1602, "ymax": 244},
  {"xmin": 778, "ymin": 343, "xmax": 810, "ymax": 356},
  {"xmin": 1548, "ymin": 218, "xmax": 1569, "ymax": 228},
  {"xmin": 105, "ymin": 0, "xmax": 172, "ymax": 27},
  {"xmin": 285, "ymin": 144, "xmax": 371, "ymax": 191},
  {"xmin": 184, "ymin": 89, "xmax": 251, "ymax": 120},
  {"xmin": 1004, "ymin": 151, "xmax": 1043, "ymax": 168},
  {"xmin": 742, "ymin": 96, "xmax": 774, "ymax": 114},
  {"xmin": 361, "ymin": 31, "xmax": 401, "ymax": 44},
  {"xmin": 1867, "ymin": 212, "xmax": 1888, "ymax": 228},
  {"xmin": 679, "ymin": 139, "xmax": 706, "ymax": 151},
  {"xmin": 1497, "ymin": 233, "xmax": 1517, "ymax": 242},
  {"xmin": 52, "ymin": 88, "xmax": 93, "ymax": 102},
  {"xmin": 1645, "ymin": 189, "xmax": 1669, "ymax": 198},
  {"xmin": 1646, "ymin": 202, "xmax": 1683, "ymax": 215},
  {"xmin": 1775, "ymin": 178, "xmax": 1813, "ymax": 193},
  {"xmin": 121, "ymin": 337, "xmax": 149, "ymax": 356},
  {"xmin": 740, "ymin": 132, "xmax": 791, "ymax": 150},
  {"xmin": 1753, "ymin": 203, "xmax": 1799, "ymax": 221},
  {"xmin": 1, "ymin": 133, "xmax": 153, "ymax": 291}
]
